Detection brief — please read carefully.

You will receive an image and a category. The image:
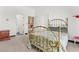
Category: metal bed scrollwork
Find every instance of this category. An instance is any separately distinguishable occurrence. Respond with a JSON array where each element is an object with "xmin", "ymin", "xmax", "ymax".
[{"xmin": 29, "ymin": 26, "xmax": 61, "ymax": 52}]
